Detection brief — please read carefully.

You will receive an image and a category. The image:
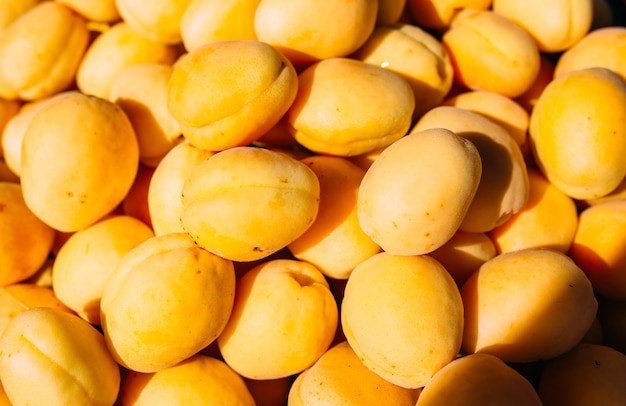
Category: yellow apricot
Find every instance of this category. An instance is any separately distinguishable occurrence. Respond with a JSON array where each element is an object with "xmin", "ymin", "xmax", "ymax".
[
  {"xmin": 180, "ymin": 0, "xmax": 260, "ymax": 51},
  {"xmin": 20, "ymin": 91, "xmax": 139, "ymax": 232},
  {"xmin": 441, "ymin": 90, "xmax": 529, "ymax": 148},
  {"xmin": 109, "ymin": 63, "xmax": 183, "ymax": 167},
  {"xmin": 443, "ymin": 9, "xmax": 540, "ymax": 98},
  {"xmin": 488, "ymin": 168, "xmax": 578, "ymax": 254},
  {"xmin": 429, "ymin": 230, "xmax": 496, "ymax": 286},
  {"xmin": 56, "ymin": 0, "xmax": 121, "ymax": 22},
  {"xmin": 538, "ymin": 344, "xmax": 626, "ymax": 406},
  {"xmin": 342, "ymin": 253, "xmax": 464, "ymax": 389},
  {"xmin": 554, "ymin": 26, "xmax": 626, "ymax": 83},
  {"xmin": 288, "ymin": 58, "xmax": 414, "ymax": 156},
  {"xmin": 416, "ymin": 353, "xmax": 542, "ymax": 406},
  {"xmin": 52, "ymin": 215, "xmax": 154, "ymax": 325},
  {"xmin": 412, "ymin": 106, "xmax": 529, "ymax": 233},
  {"xmin": 492, "ymin": 0, "xmax": 593, "ymax": 52},
  {"xmin": 569, "ymin": 200, "xmax": 626, "ymax": 301},
  {"xmin": 288, "ymin": 155, "xmax": 381, "ymax": 280},
  {"xmin": 76, "ymin": 22, "xmax": 178, "ymax": 100},
  {"xmin": 352, "ymin": 23, "xmax": 454, "ymax": 119},
  {"xmin": 0, "ymin": 182, "xmax": 55, "ymax": 286},
  {"xmin": 358, "ymin": 127, "xmax": 481, "ymax": 255},
  {"xmin": 218, "ymin": 259, "xmax": 338, "ymax": 379},
  {"xmin": 0, "ymin": 308, "xmax": 120, "ymax": 406},
  {"xmin": 100, "ymin": 232, "xmax": 236, "ymax": 373},
  {"xmin": 115, "ymin": 0, "xmax": 192, "ymax": 44},
  {"xmin": 0, "ymin": 2, "xmax": 89, "ymax": 101},
  {"xmin": 254, "ymin": 0, "xmax": 378, "ymax": 66},
  {"xmin": 529, "ymin": 67, "xmax": 626, "ymax": 200},
  {"xmin": 288, "ymin": 341, "xmax": 421, "ymax": 405},
  {"xmin": 462, "ymin": 248, "xmax": 598, "ymax": 363},
  {"xmin": 406, "ymin": 0, "xmax": 492, "ymax": 30},
  {"xmin": 168, "ymin": 40, "xmax": 298, "ymax": 151},
  {"xmin": 0, "ymin": 283, "xmax": 74, "ymax": 335},
  {"xmin": 121, "ymin": 354, "xmax": 255, "ymax": 406},
  {"xmin": 147, "ymin": 141, "xmax": 214, "ymax": 236},
  {"xmin": 181, "ymin": 146, "xmax": 320, "ymax": 262}
]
